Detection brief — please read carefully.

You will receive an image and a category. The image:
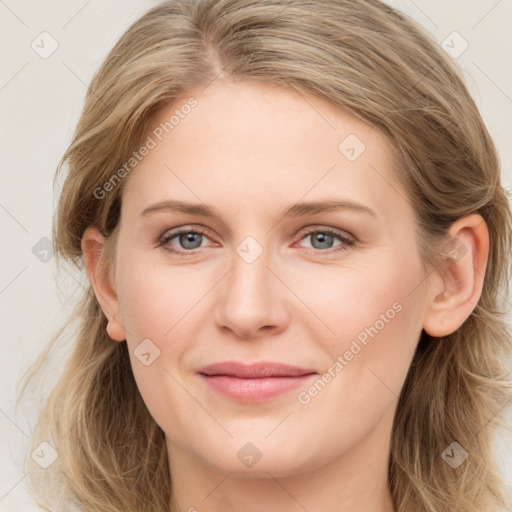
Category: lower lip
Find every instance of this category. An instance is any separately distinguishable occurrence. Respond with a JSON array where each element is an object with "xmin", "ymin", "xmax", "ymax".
[{"xmin": 199, "ymin": 374, "xmax": 317, "ymax": 402}]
